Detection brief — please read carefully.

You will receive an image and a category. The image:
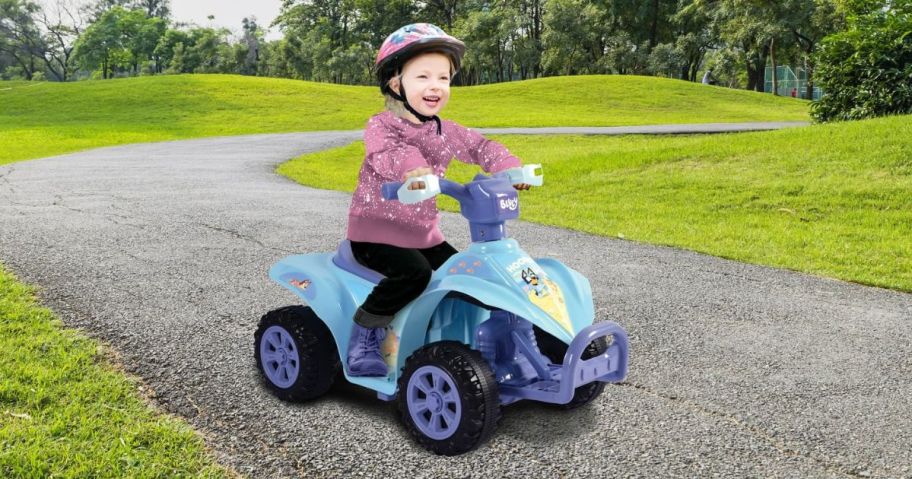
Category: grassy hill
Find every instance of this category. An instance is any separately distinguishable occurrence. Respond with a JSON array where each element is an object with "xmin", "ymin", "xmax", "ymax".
[
  {"xmin": 0, "ymin": 74, "xmax": 809, "ymax": 165},
  {"xmin": 0, "ymin": 81, "xmax": 31, "ymax": 89},
  {"xmin": 279, "ymin": 114, "xmax": 912, "ymax": 292}
]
